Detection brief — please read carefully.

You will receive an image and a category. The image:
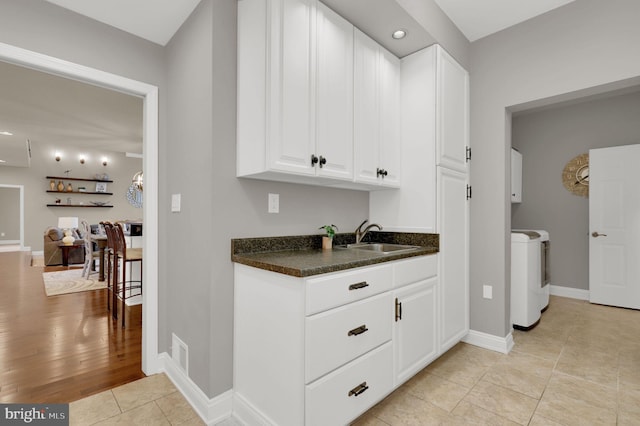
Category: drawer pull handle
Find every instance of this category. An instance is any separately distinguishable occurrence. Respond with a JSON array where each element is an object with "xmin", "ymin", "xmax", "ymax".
[
  {"xmin": 349, "ymin": 281, "xmax": 369, "ymax": 291},
  {"xmin": 348, "ymin": 382, "xmax": 369, "ymax": 397},
  {"xmin": 395, "ymin": 298, "xmax": 402, "ymax": 322},
  {"xmin": 347, "ymin": 325, "xmax": 368, "ymax": 336}
]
